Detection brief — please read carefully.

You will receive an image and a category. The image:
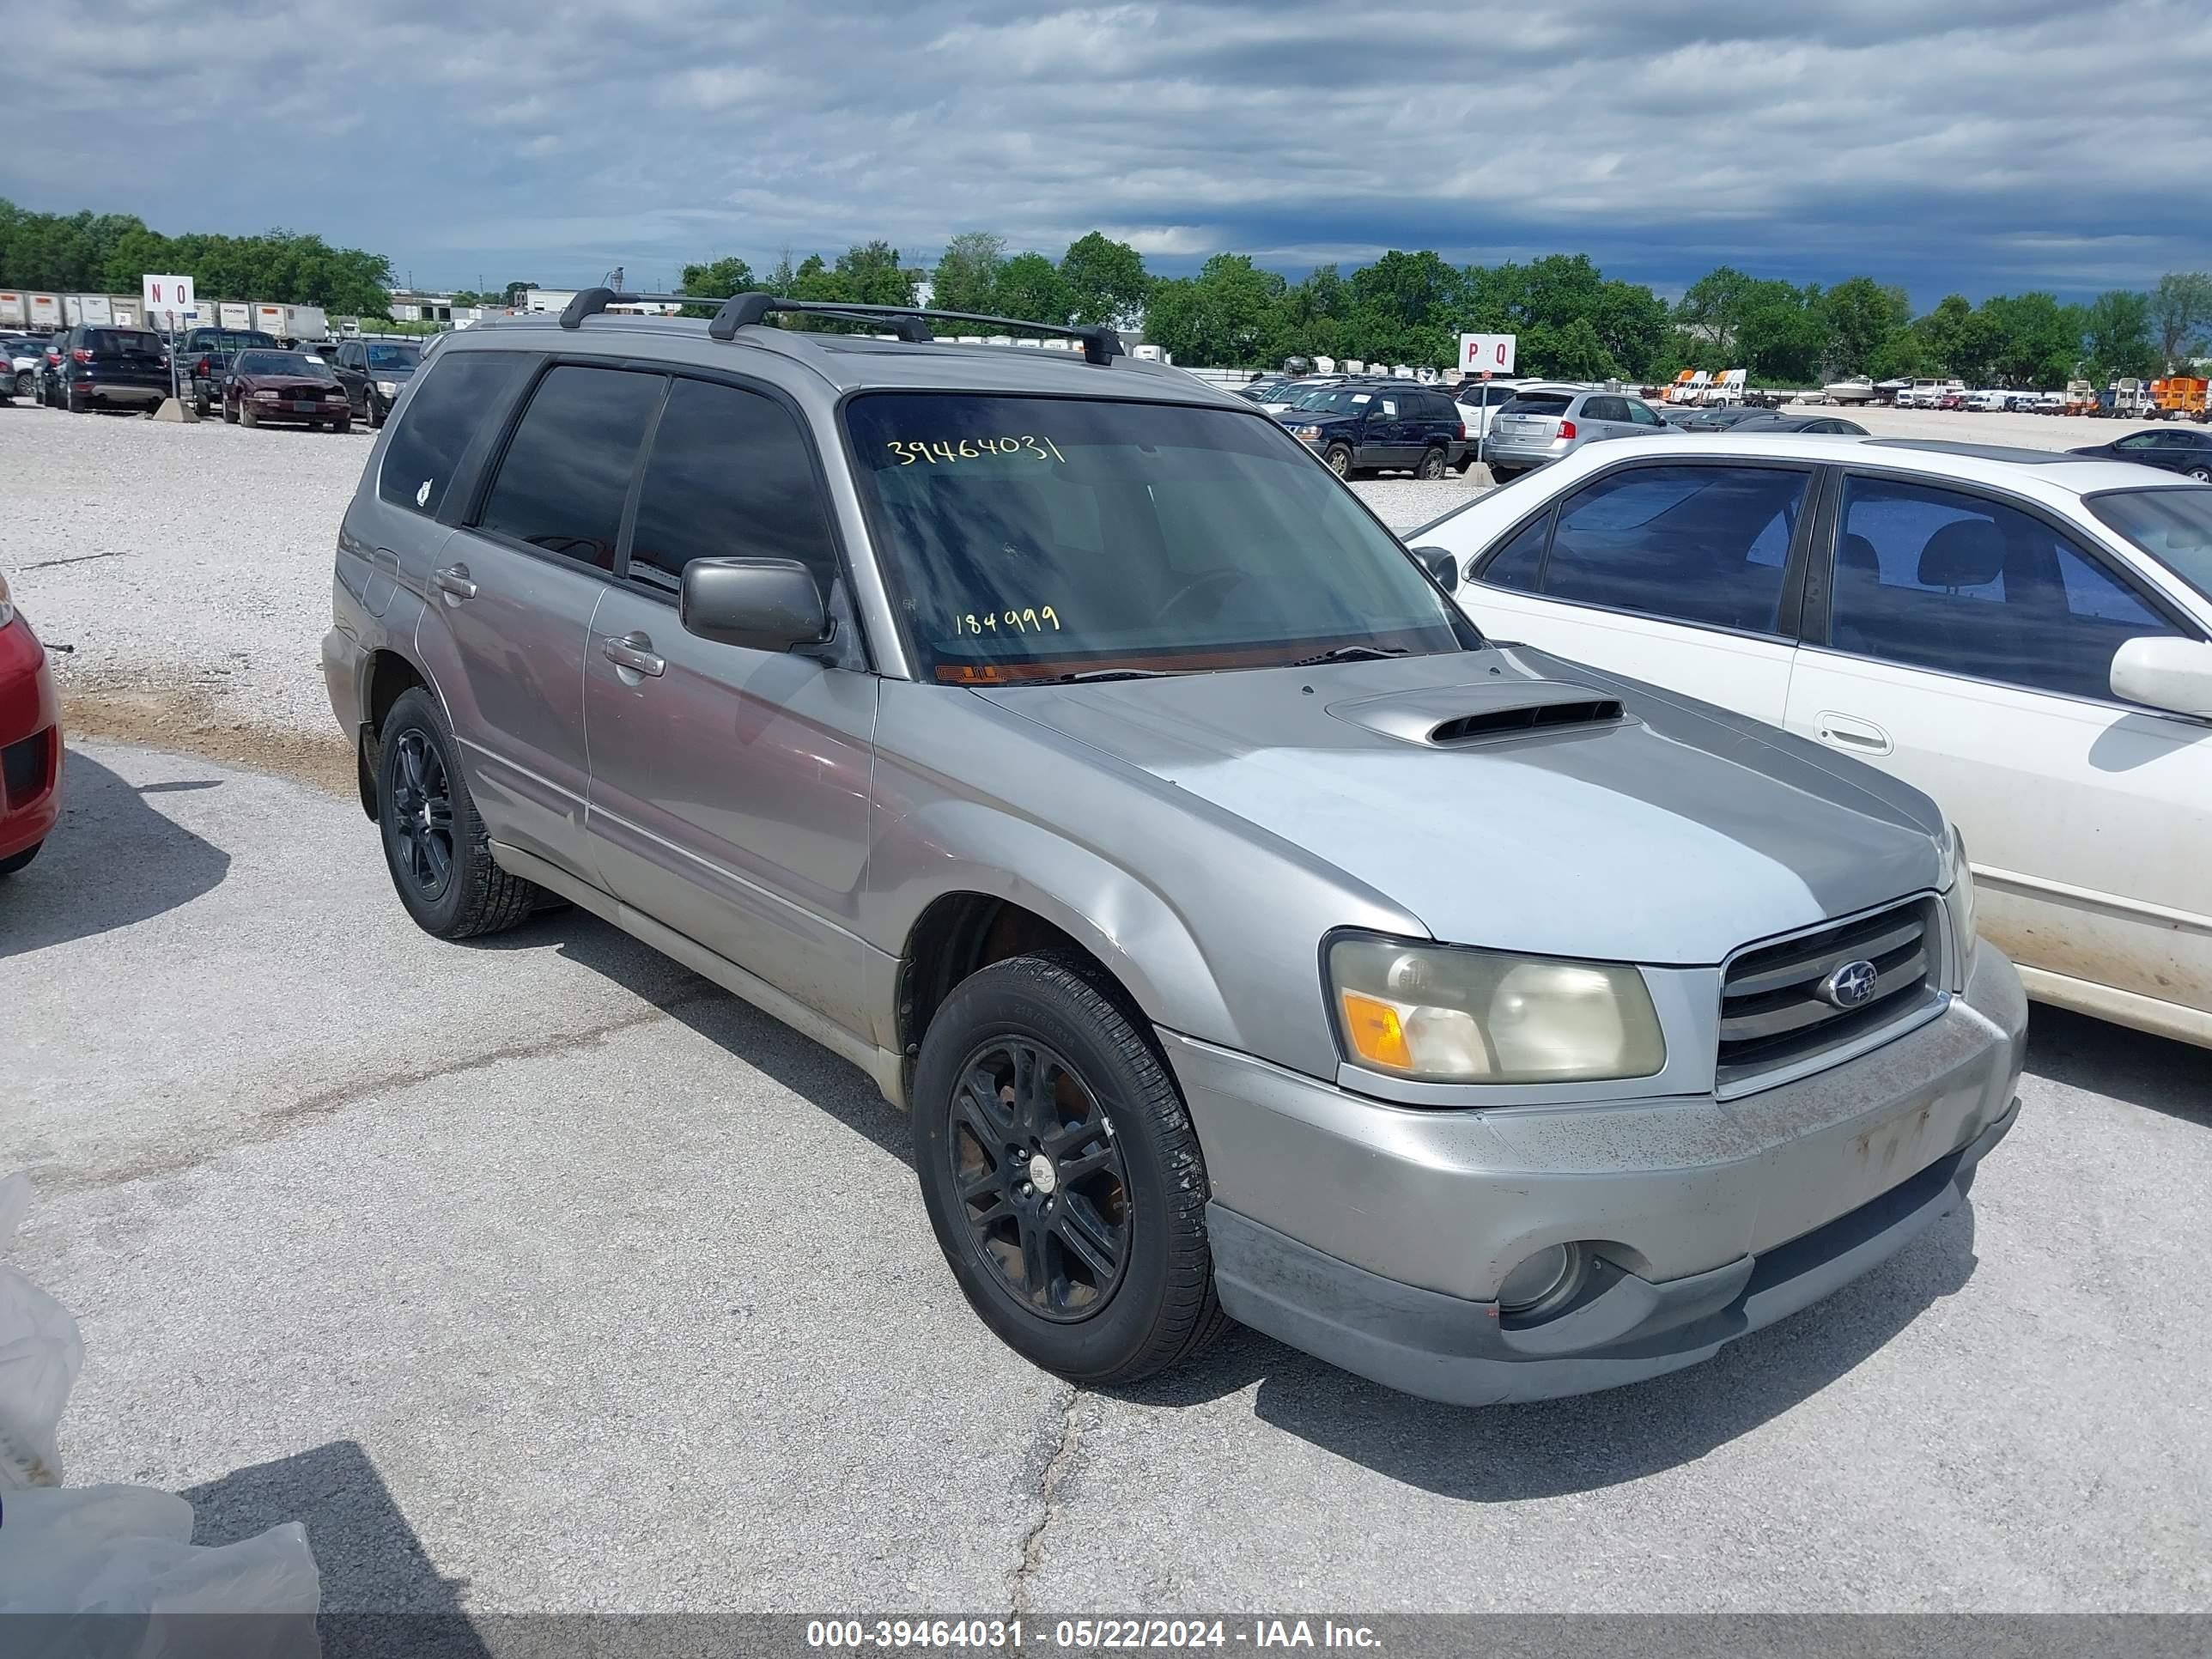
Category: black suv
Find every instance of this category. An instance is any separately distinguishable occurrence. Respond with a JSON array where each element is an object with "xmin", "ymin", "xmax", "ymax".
[
  {"xmin": 176, "ymin": 327, "xmax": 279, "ymax": 416},
  {"xmin": 323, "ymin": 337, "xmax": 425, "ymax": 427},
  {"xmin": 46, "ymin": 325, "xmax": 173, "ymax": 413},
  {"xmin": 1275, "ymin": 382, "xmax": 1466, "ymax": 478}
]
